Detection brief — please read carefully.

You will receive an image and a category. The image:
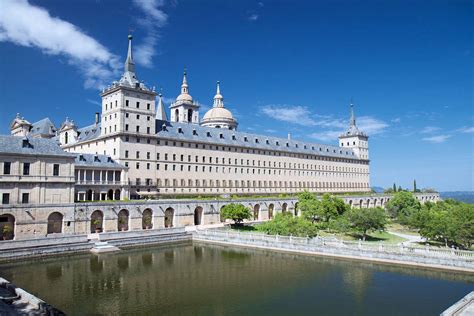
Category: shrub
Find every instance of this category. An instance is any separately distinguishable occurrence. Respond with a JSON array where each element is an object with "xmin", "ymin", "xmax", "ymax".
[{"xmin": 257, "ymin": 213, "xmax": 318, "ymax": 237}]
